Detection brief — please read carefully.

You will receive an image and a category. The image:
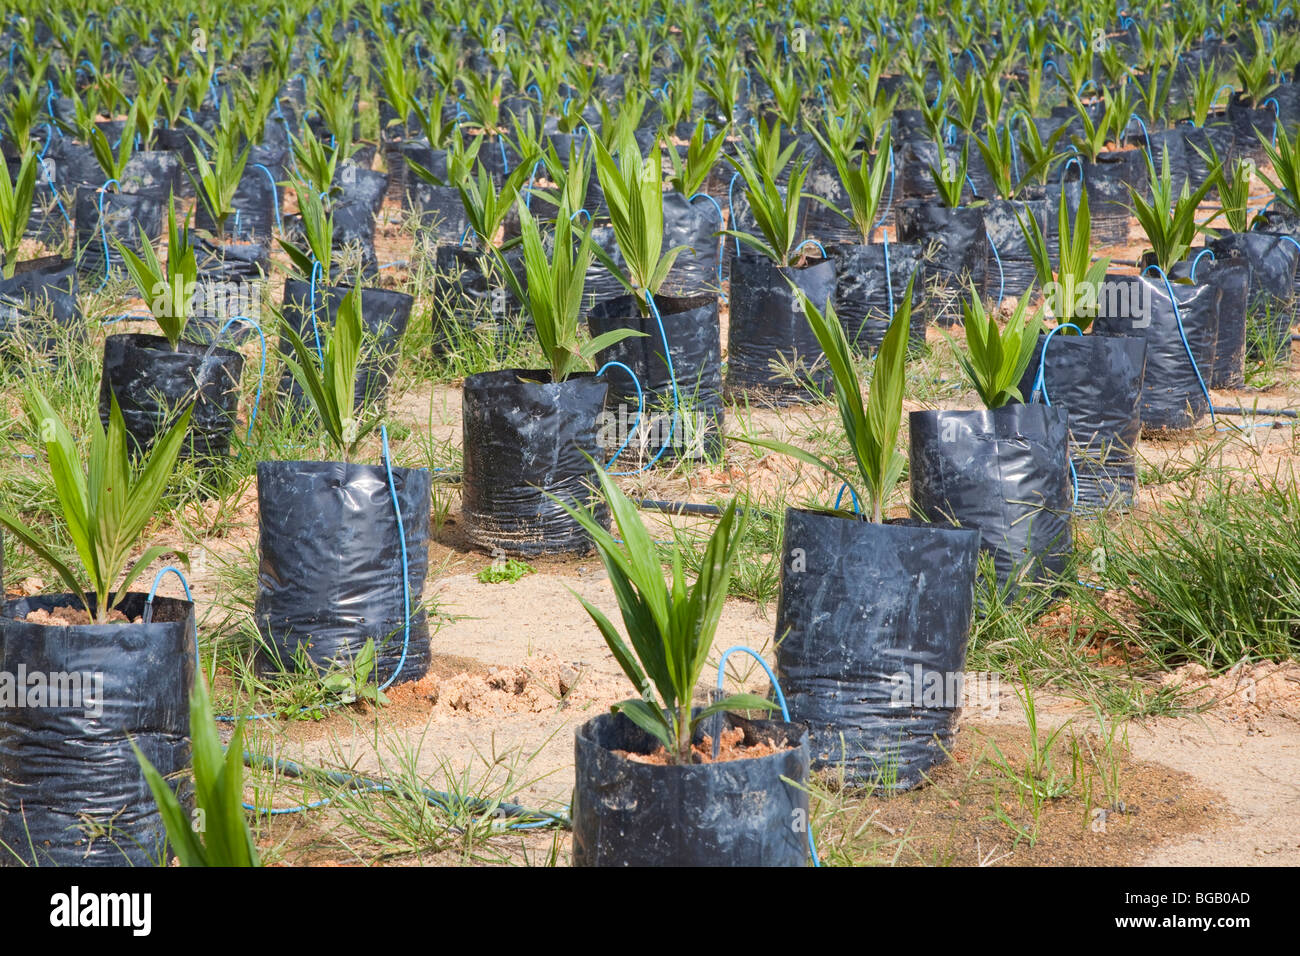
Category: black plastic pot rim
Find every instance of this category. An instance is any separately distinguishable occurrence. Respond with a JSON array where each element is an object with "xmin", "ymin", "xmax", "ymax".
[
  {"xmin": 789, "ymin": 506, "xmax": 977, "ymax": 539},
  {"xmin": 107, "ymin": 330, "xmax": 242, "ymax": 362},
  {"xmin": 1, "ymin": 591, "xmax": 194, "ymax": 628},
  {"xmin": 576, "ymin": 713, "xmax": 808, "ymax": 768}
]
